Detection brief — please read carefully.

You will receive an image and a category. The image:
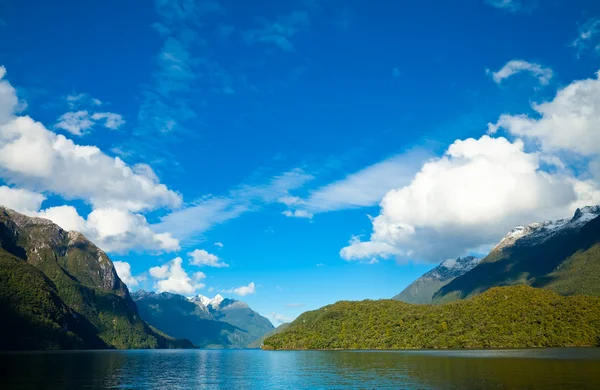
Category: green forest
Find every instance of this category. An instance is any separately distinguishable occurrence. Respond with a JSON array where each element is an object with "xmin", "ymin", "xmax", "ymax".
[{"xmin": 263, "ymin": 286, "xmax": 600, "ymax": 350}]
